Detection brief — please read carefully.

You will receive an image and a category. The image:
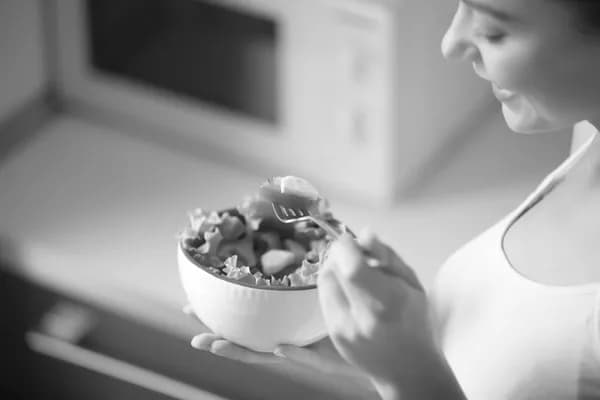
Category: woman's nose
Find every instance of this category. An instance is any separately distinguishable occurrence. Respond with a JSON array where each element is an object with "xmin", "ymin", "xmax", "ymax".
[{"xmin": 441, "ymin": 11, "xmax": 476, "ymax": 61}]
